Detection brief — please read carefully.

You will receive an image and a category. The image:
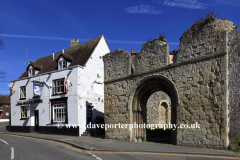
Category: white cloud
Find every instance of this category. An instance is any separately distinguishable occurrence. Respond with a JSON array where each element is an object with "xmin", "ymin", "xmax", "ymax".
[
  {"xmin": 0, "ymin": 34, "xmax": 179, "ymax": 45},
  {"xmin": 108, "ymin": 40, "xmax": 145, "ymax": 44},
  {"xmin": 0, "ymin": 34, "xmax": 141, "ymax": 45},
  {"xmin": 124, "ymin": 5, "xmax": 163, "ymax": 14},
  {"xmin": 0, "ymin": 34, "xmax": 72, "ymax": 41},
  {"xmin": 163, "ymin": 0, "xmax": 208, "ymax": 9}
]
